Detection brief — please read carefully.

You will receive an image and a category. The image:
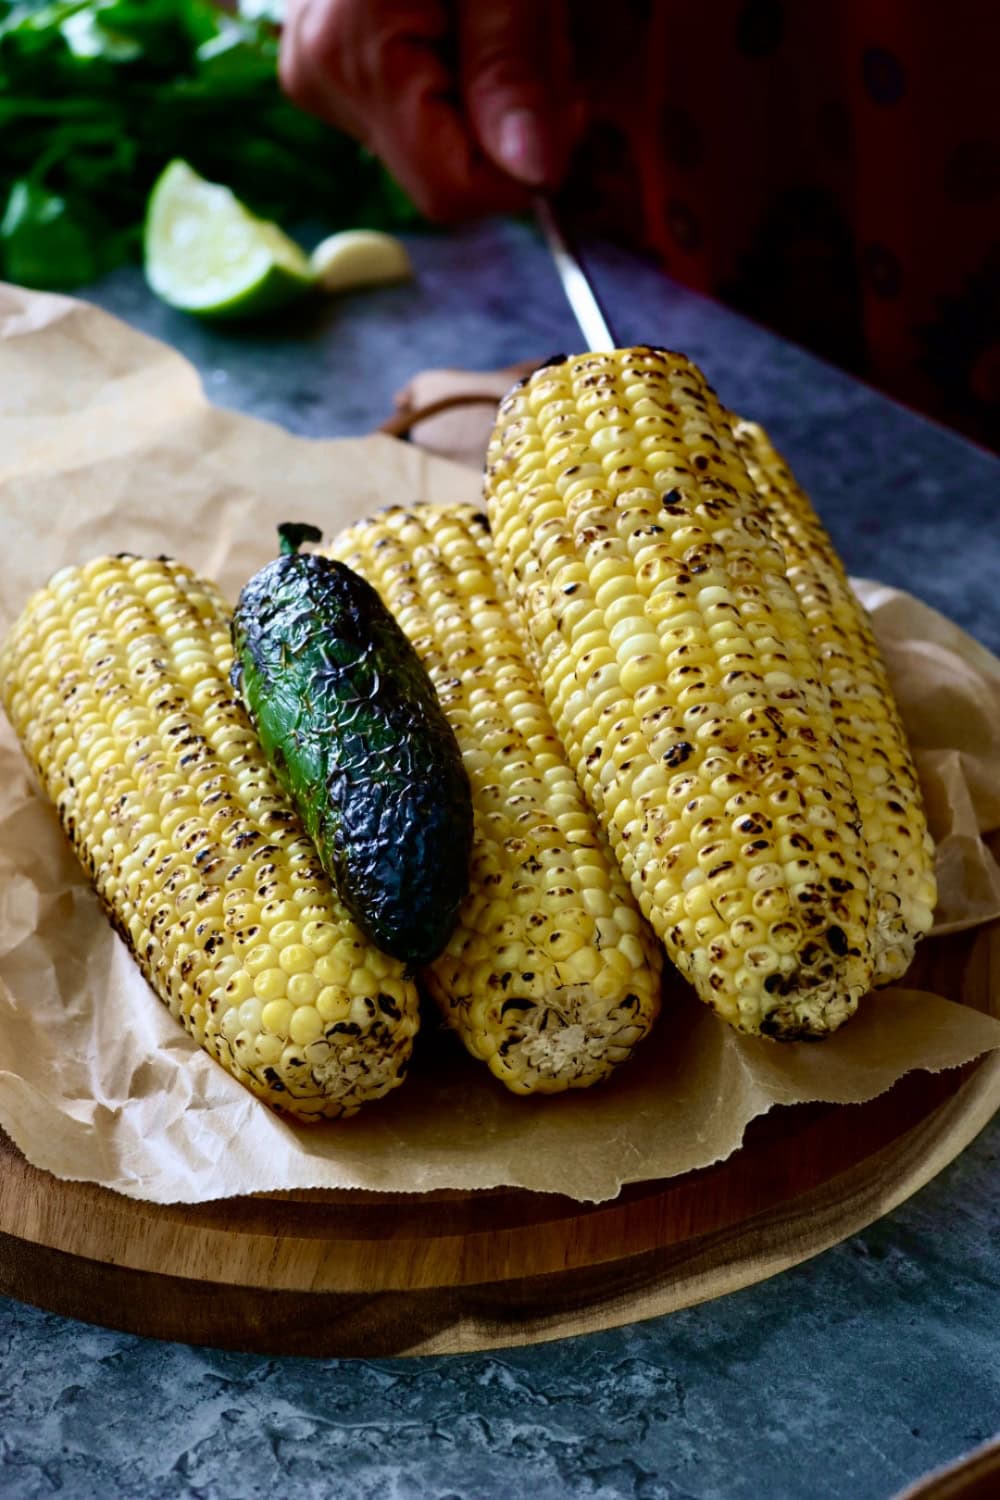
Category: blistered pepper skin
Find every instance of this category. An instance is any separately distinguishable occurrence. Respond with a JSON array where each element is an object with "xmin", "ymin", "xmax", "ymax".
[{"xmin": 231, "ymin": 526, "xmax": 473, "ymax": 965}]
